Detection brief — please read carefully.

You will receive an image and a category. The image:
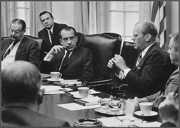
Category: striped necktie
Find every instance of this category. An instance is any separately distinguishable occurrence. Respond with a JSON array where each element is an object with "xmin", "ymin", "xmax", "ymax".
[
  {"xmin": 59, "ymin": 51, "xmax": 70, "ymax": 70},
  {"xmin": 49, "ymin": 30, "xmax": 53, "ymax": 44},
  {"xmin": 136, "ymin": 53, "xmax": 142, "ymax": 66},
  {"xmin": 62, "ymin": 51, "xmax": 70, "ymax": 66},
  {"xmin": 2, "ymin": 40, "xmax": 18, "ymax": 60}
]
